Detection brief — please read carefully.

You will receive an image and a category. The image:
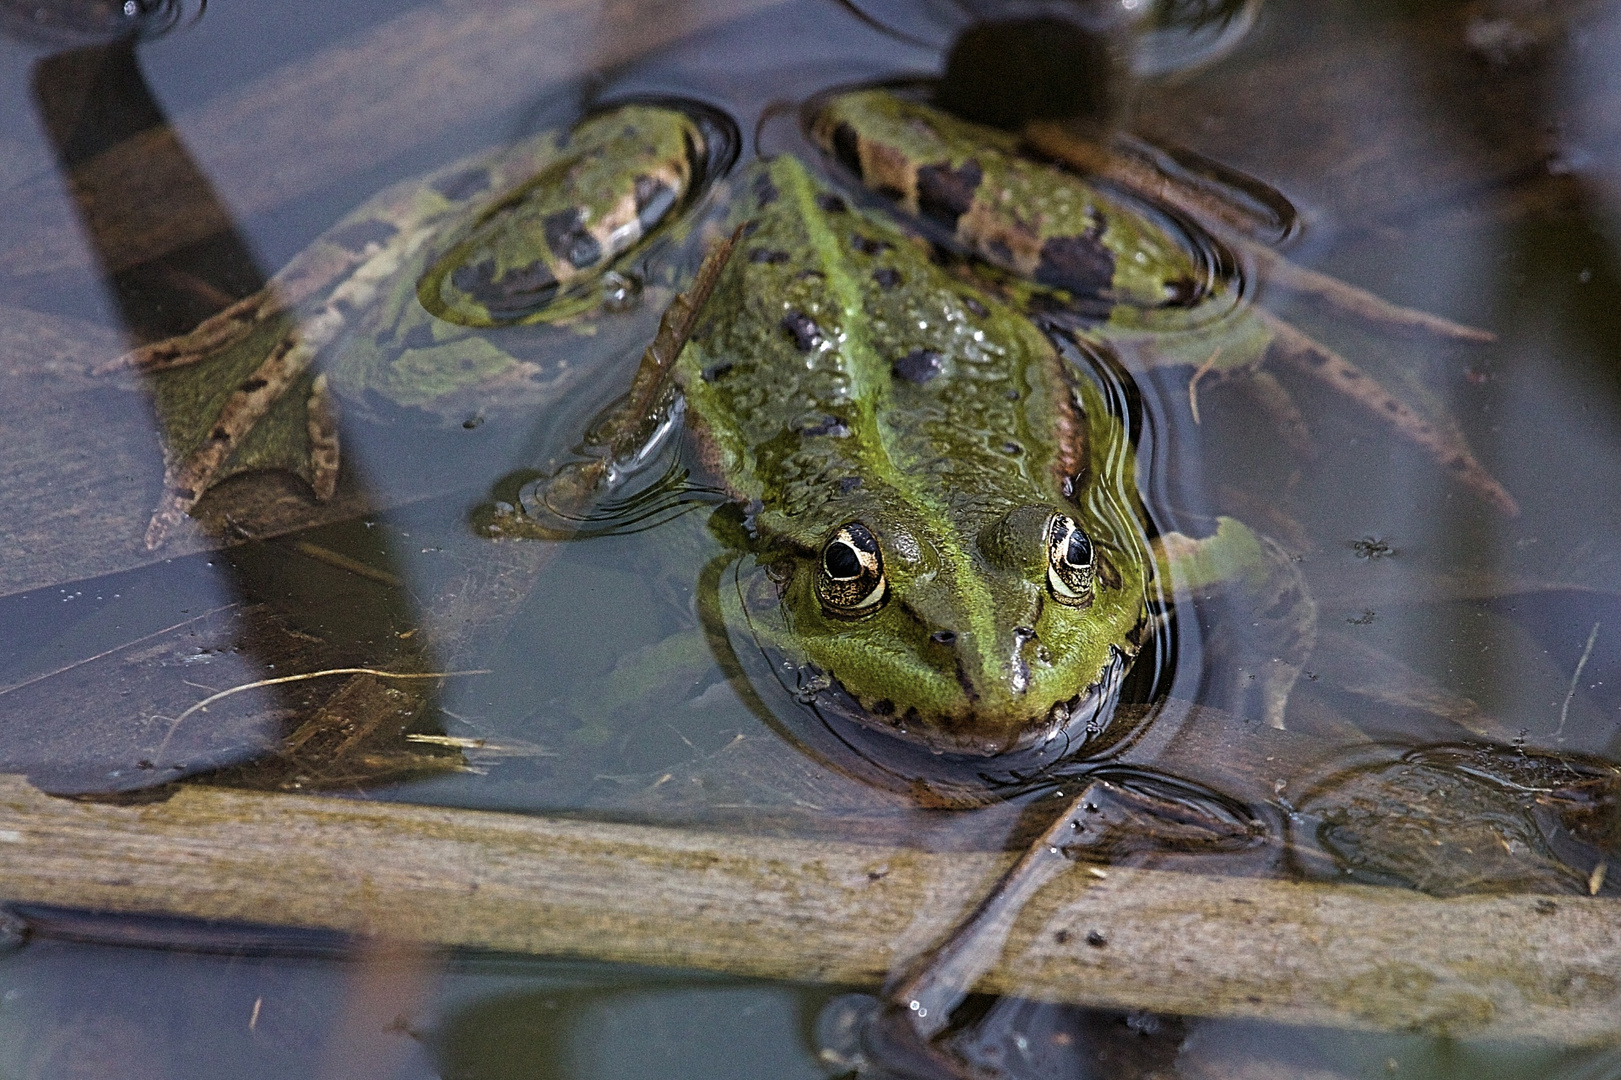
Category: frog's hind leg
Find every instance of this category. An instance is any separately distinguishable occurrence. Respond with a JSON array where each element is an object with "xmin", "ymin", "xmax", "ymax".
[
  {"xmin": 1021, "ymin": 122, "xmax": 1496, "ymax": 345},
  {"xmin": 108, "ymin": 162, "xmax": 489, "ymax": 547},
  {"xmin": 1257, "ymin": 310, "xmax": 1519, "ymax": 516},
  {"xmin": 142, "ymin": 331, "xmax": 329, "ymax": 549}
]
